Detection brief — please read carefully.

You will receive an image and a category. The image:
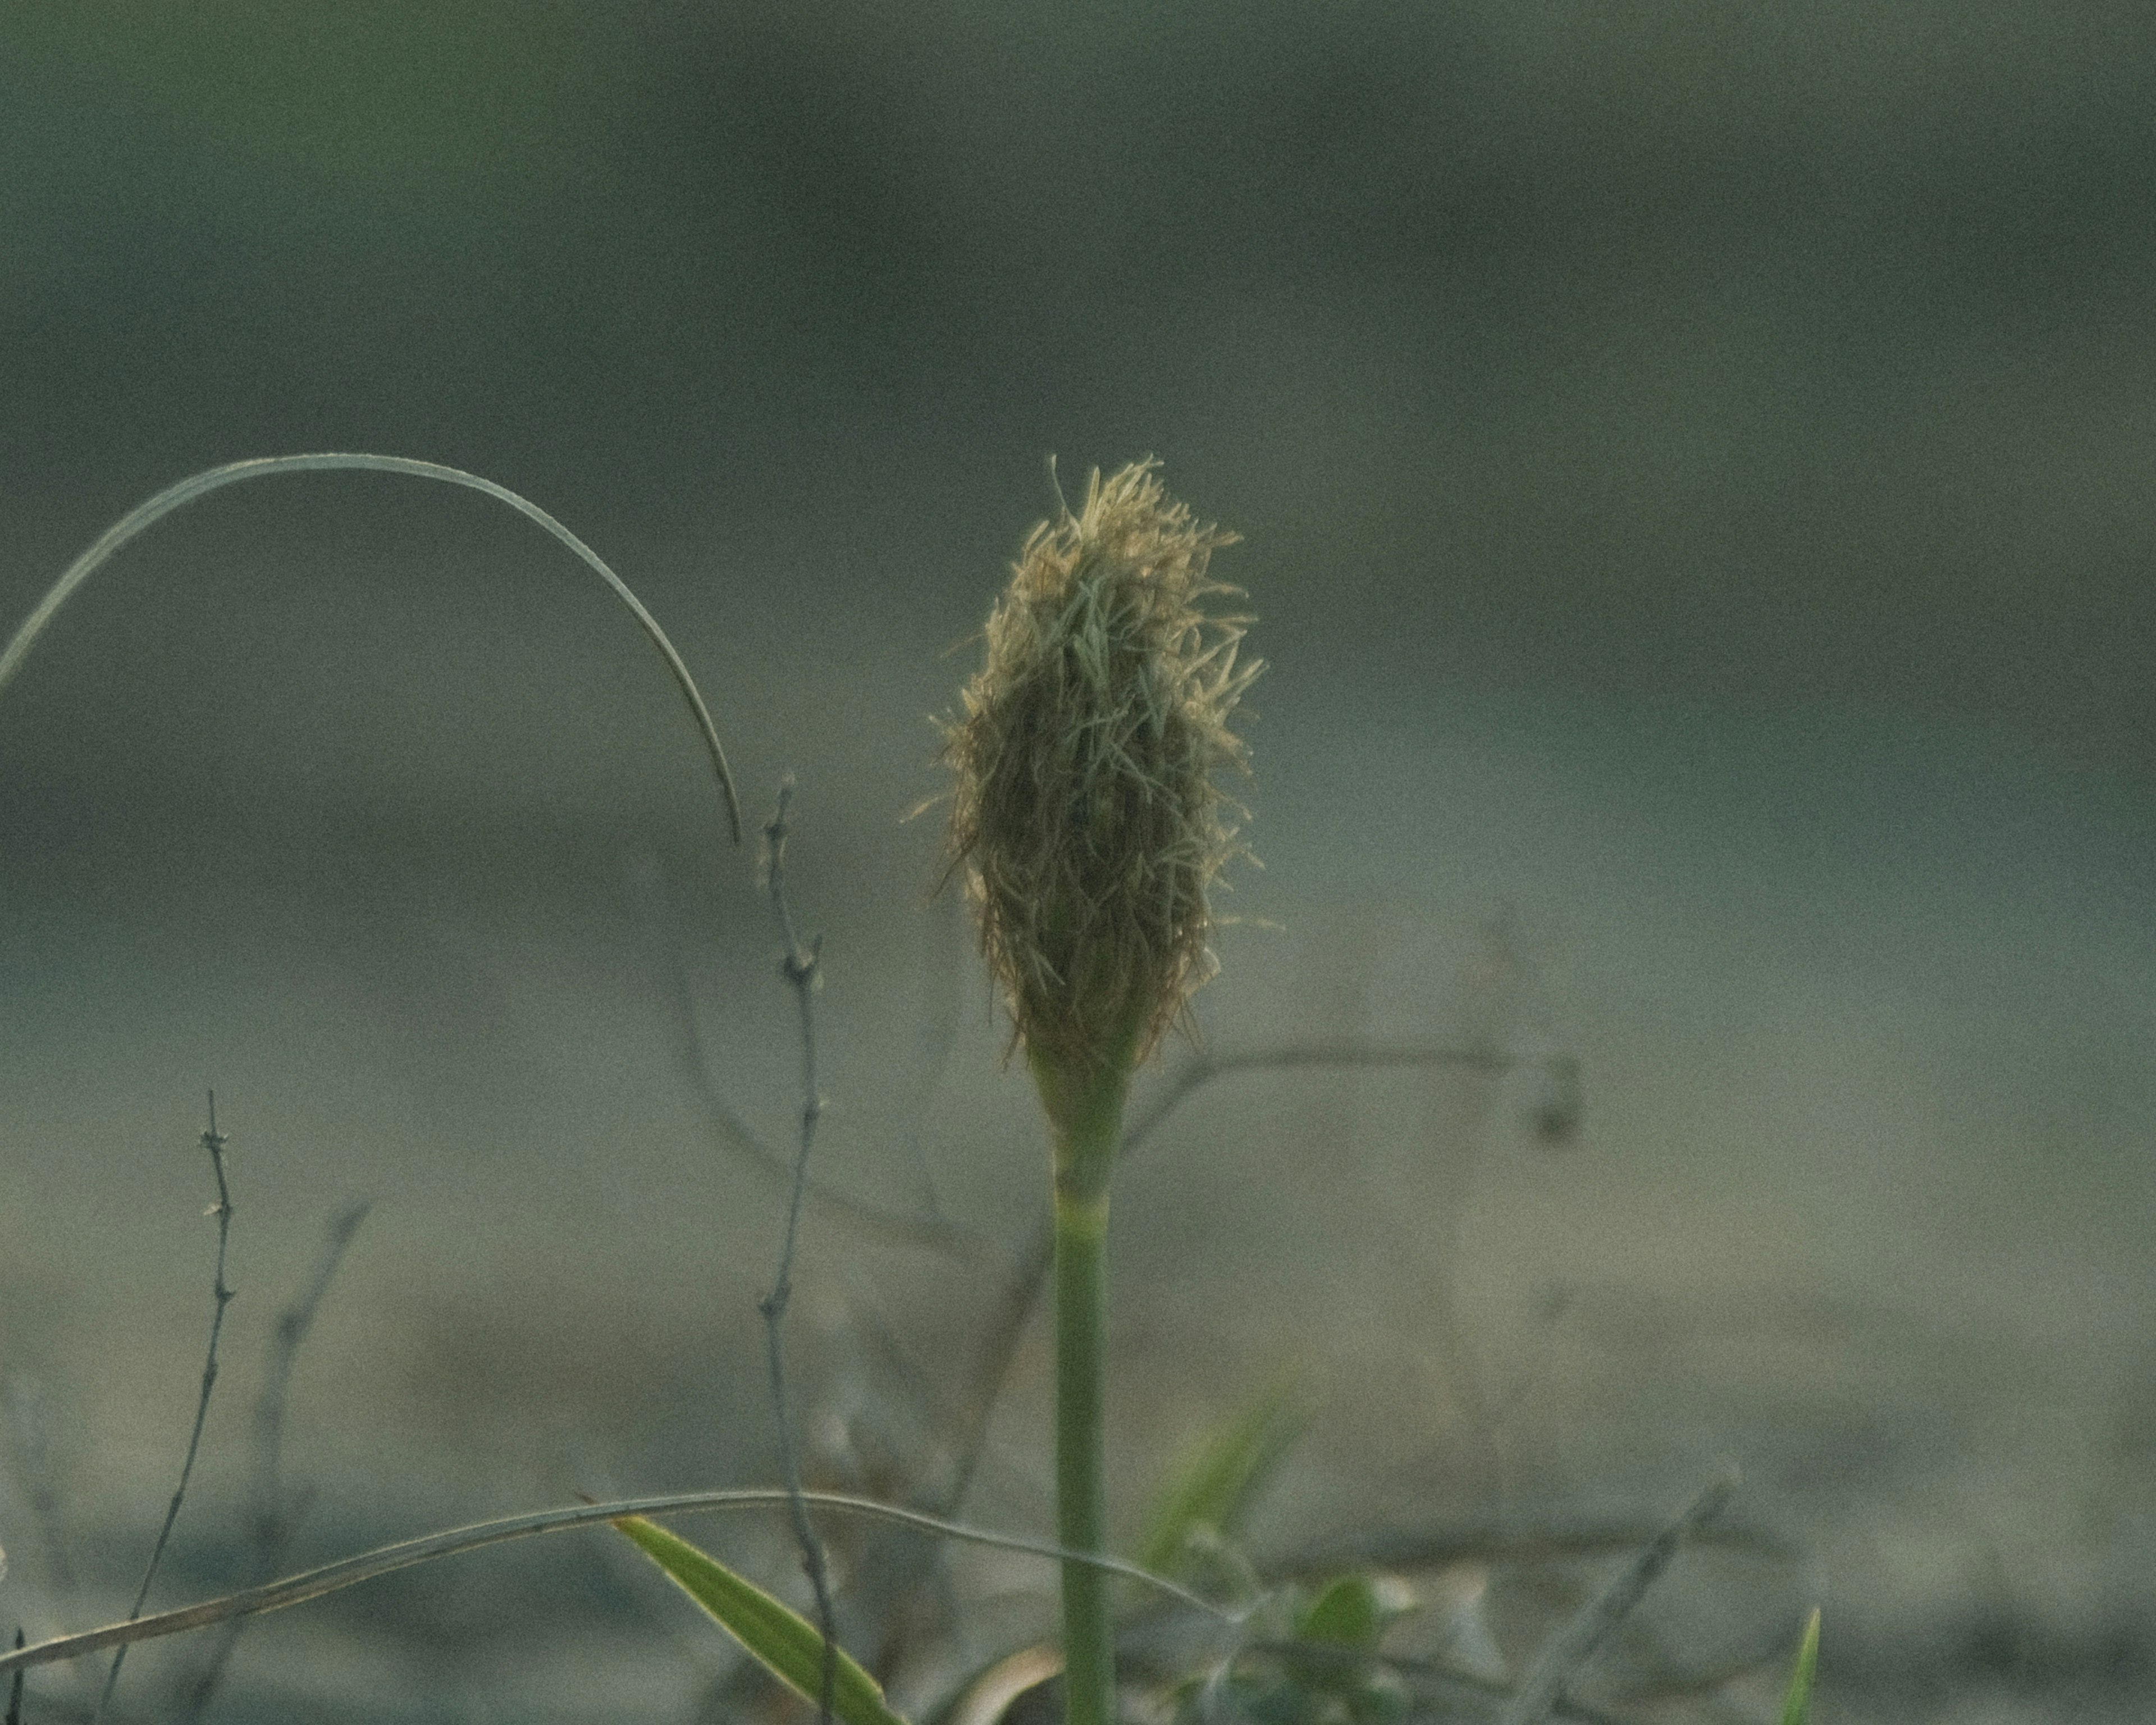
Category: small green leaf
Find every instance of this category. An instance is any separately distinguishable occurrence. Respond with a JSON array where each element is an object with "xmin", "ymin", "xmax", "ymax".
[
  {"xmin": 1298, "ymin": 1576, "xmax": 1384, "ymax": 1649},
  {"xmin": 1285, "ymin": 1573, "xmax": 1417, "ymax": 1714},
  {"xmin": 1136, "ymin": 1376, "xmax": 1305, "ymax": 1579},
  {"xmin": 614, "ymin": 1516, "xmax": 911, "ymax": 1725},
  {"xmin": 1777, "ymin": 1608, "xmax": 1820, "ymax": 1725}
]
